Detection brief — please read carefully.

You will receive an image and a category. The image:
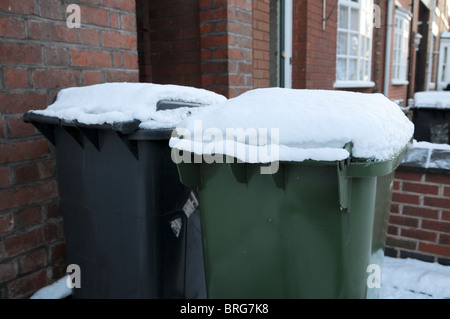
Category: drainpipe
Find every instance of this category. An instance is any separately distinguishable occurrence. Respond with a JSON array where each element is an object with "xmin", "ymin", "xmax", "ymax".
[
  {"xmin": 406, "ymin": 0, "xmax": 416, "ymax": 102},
  {"xmin": 426, "ymin": 0, "xmax": 436, "ymax": 91},
  {"xmin": 384, "ymin": 0, "xmax": 394, "ymax": 97}
]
